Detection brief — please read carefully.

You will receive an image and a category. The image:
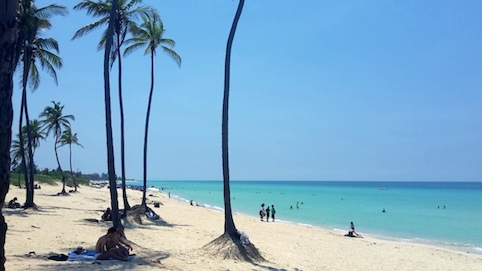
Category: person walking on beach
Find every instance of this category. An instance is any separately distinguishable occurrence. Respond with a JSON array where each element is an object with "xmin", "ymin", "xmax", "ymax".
[
  {"xmin": 271, "ymin": 205, "xmax": 276, "ymax": 222},
  {"xmin": 266, "ymin": 206, "xmax": 271, "ymax": 222},
  {"xmin": 260, "ymin": 203, "xmax": 265, "ymax": 221}
]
